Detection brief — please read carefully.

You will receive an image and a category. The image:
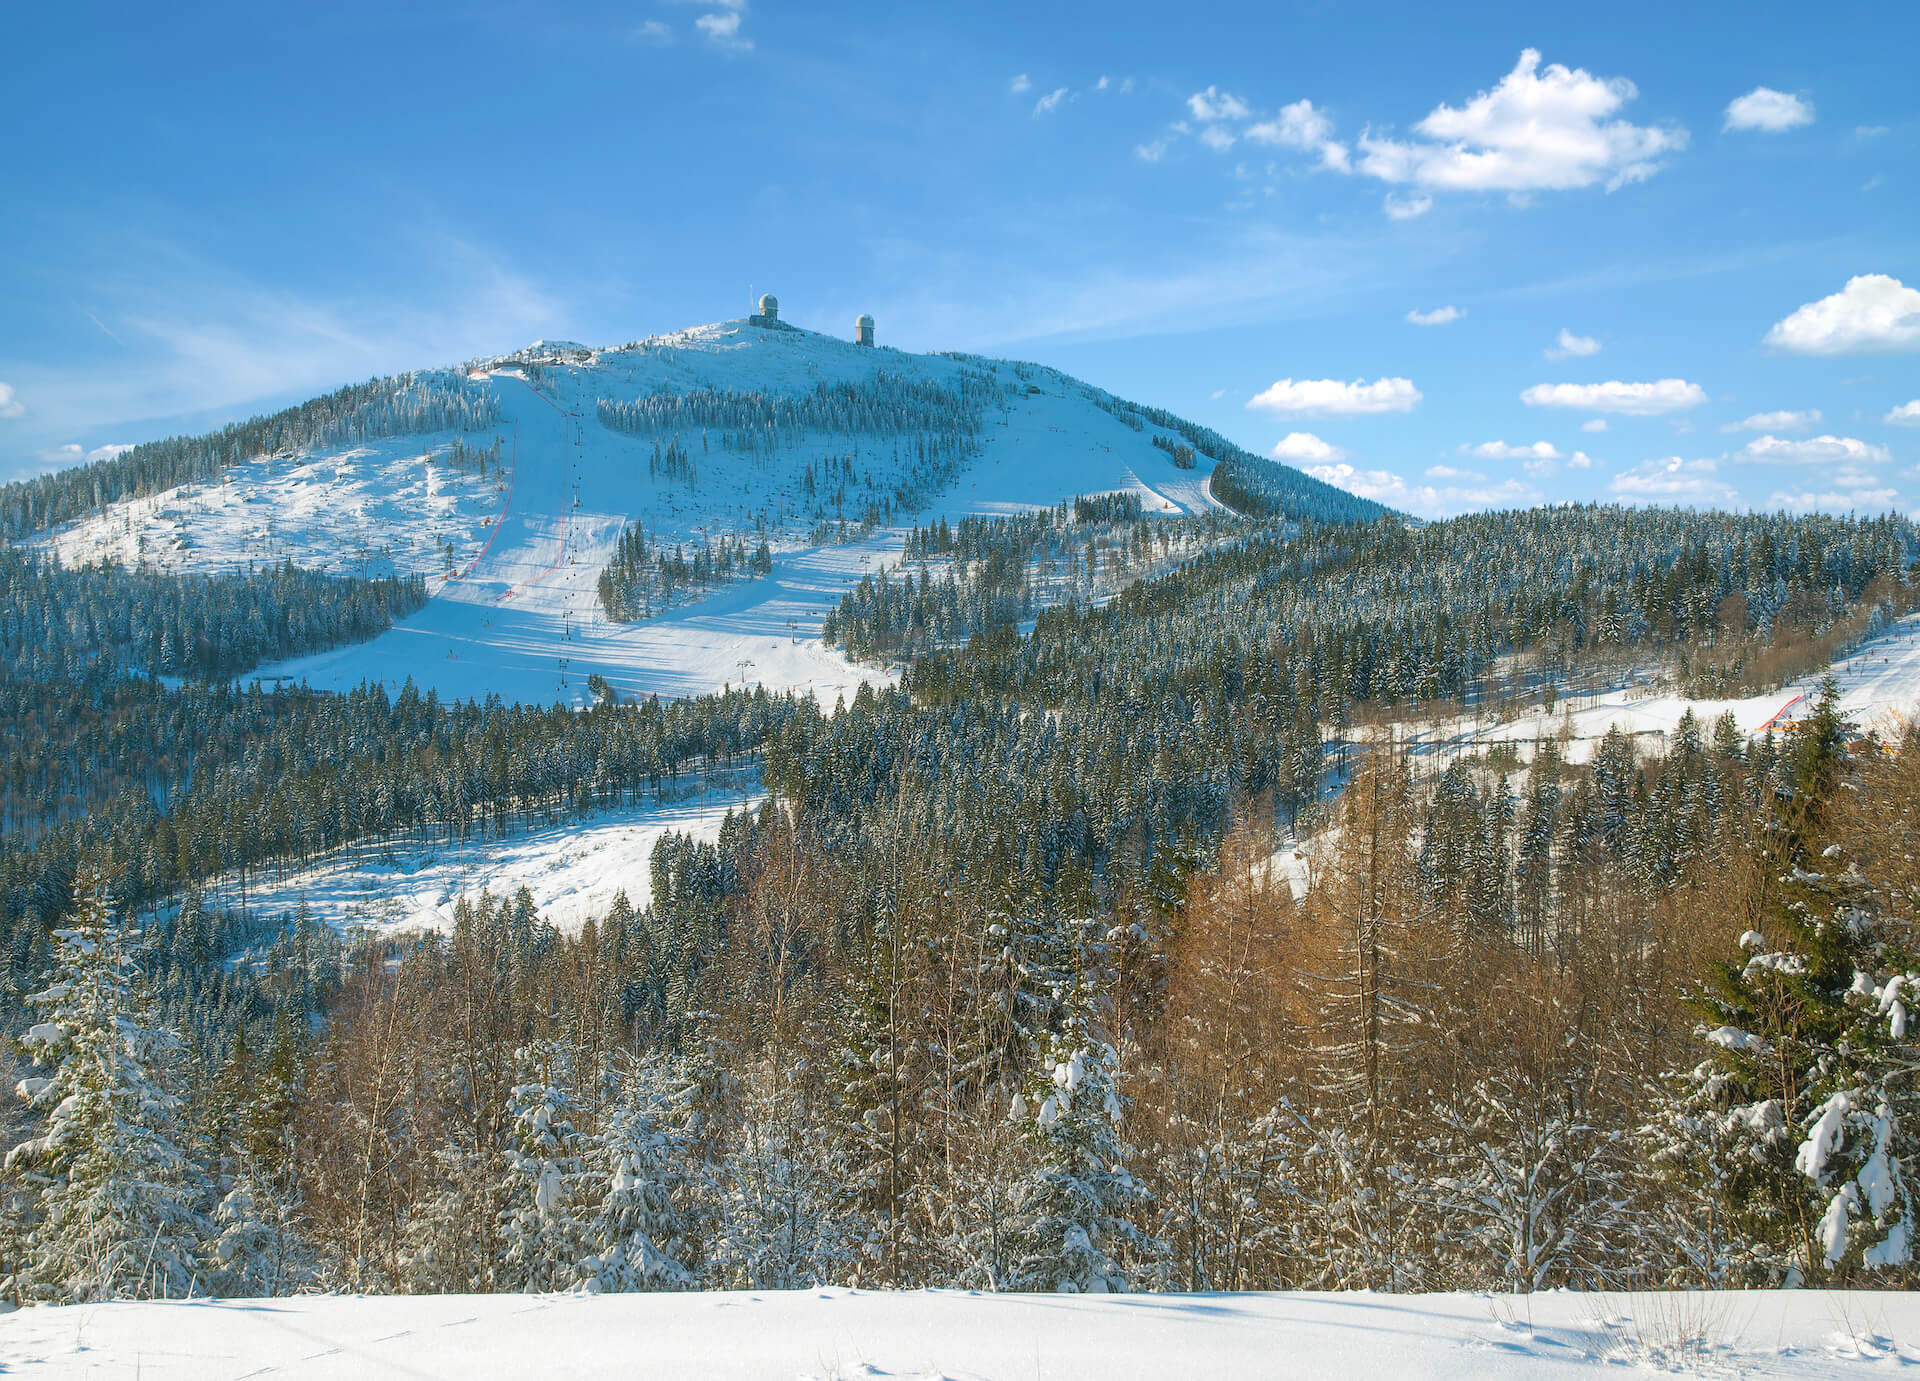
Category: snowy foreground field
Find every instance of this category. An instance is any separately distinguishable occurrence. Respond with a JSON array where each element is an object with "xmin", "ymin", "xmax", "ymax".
[{"xmin": 4, "ymin": 1288, "xmax": 1918, "ymax": 1379}]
